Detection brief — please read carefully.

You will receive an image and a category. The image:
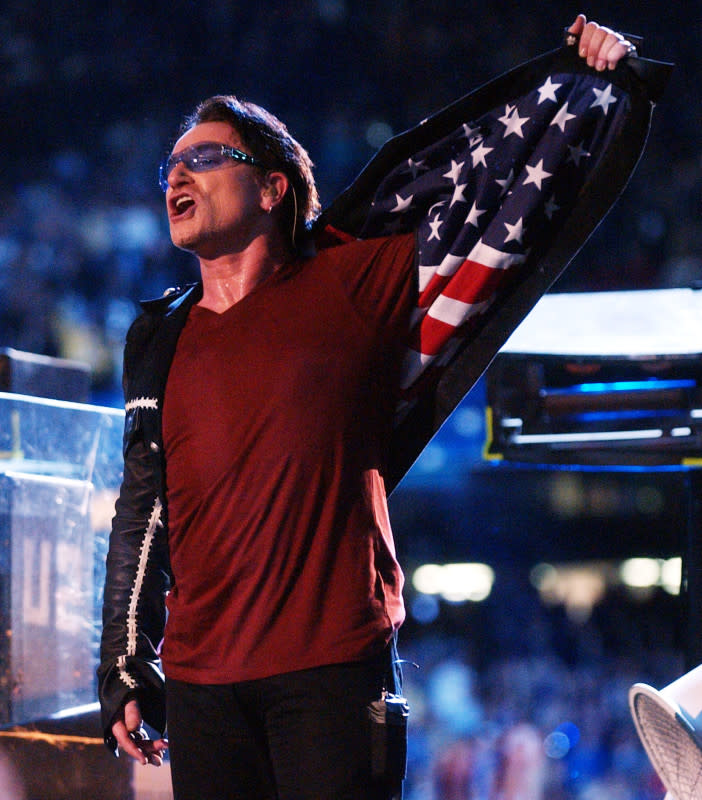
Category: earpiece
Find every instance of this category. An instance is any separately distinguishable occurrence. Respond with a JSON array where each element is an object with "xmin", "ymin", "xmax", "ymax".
[{"xmin": 263, "ymin": 174, "xmax": 299, "ymax": 246}]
